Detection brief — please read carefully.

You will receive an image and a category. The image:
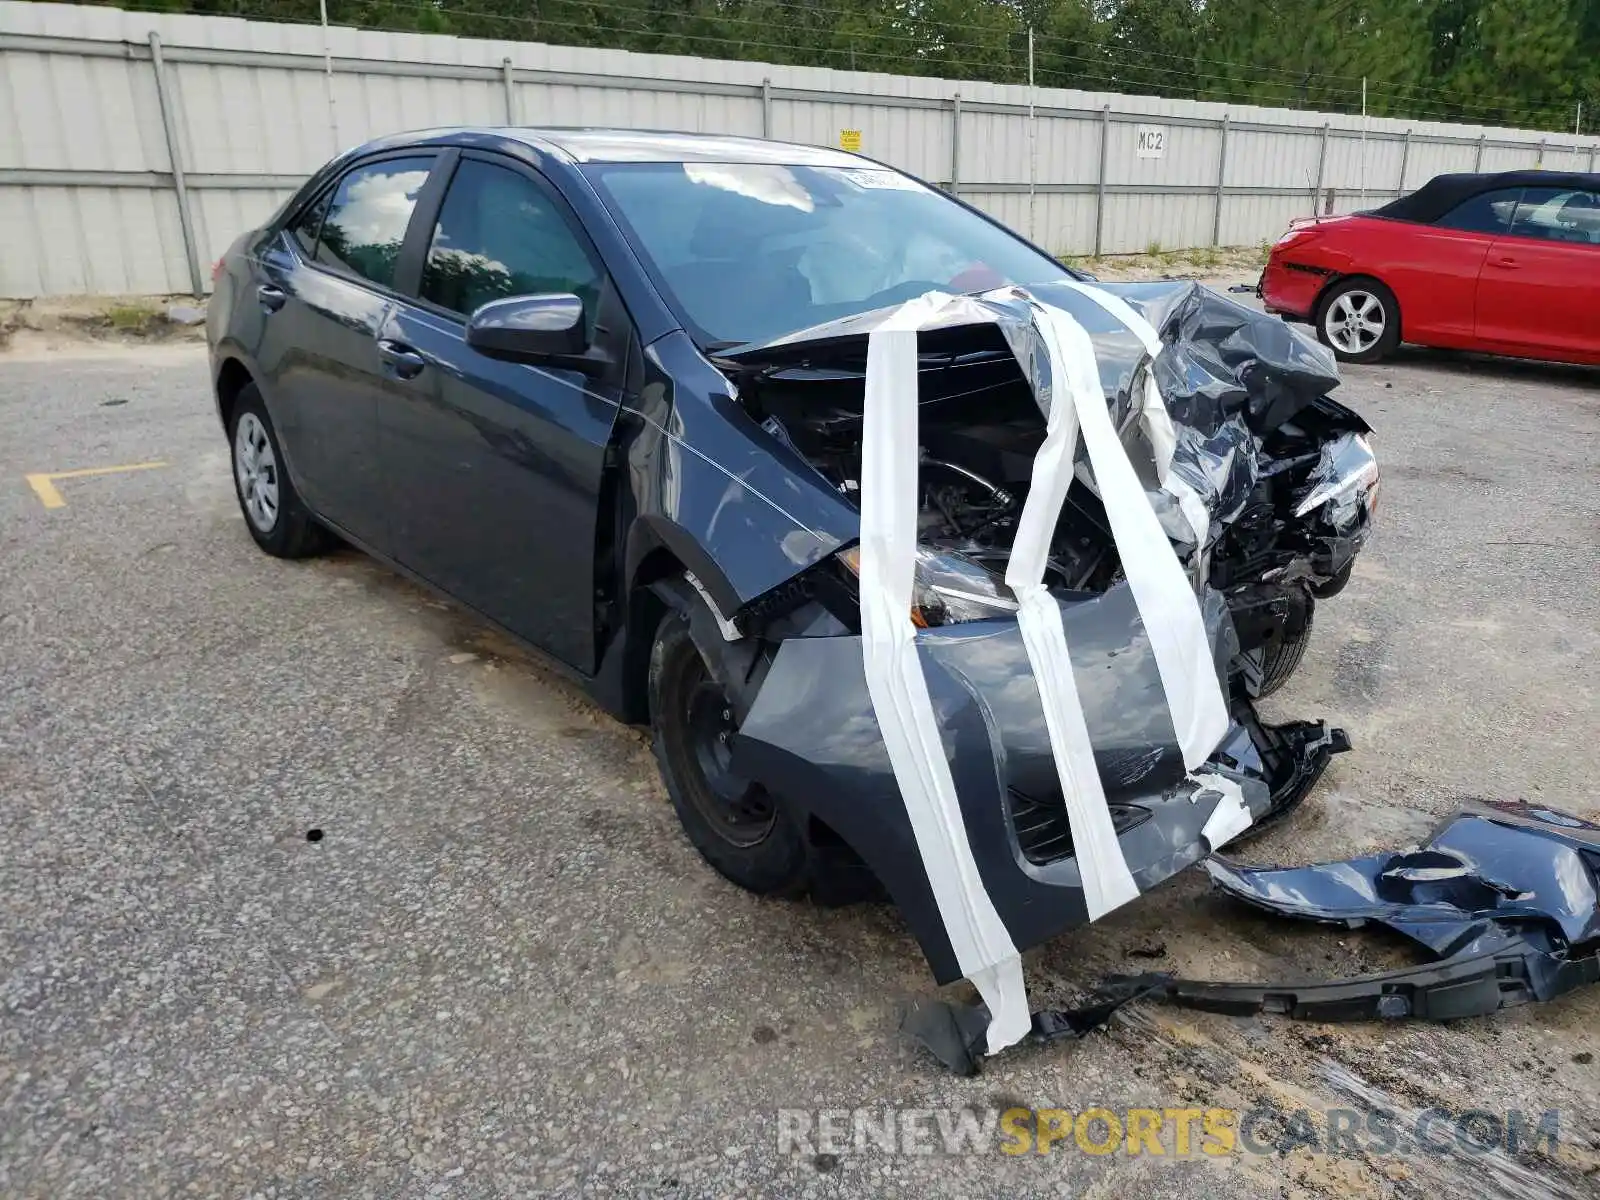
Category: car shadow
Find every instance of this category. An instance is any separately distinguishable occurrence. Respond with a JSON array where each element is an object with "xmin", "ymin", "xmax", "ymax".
[{"xmin": 1383, "ymin": 345, "xmax": 1600, "ymax": 387}]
